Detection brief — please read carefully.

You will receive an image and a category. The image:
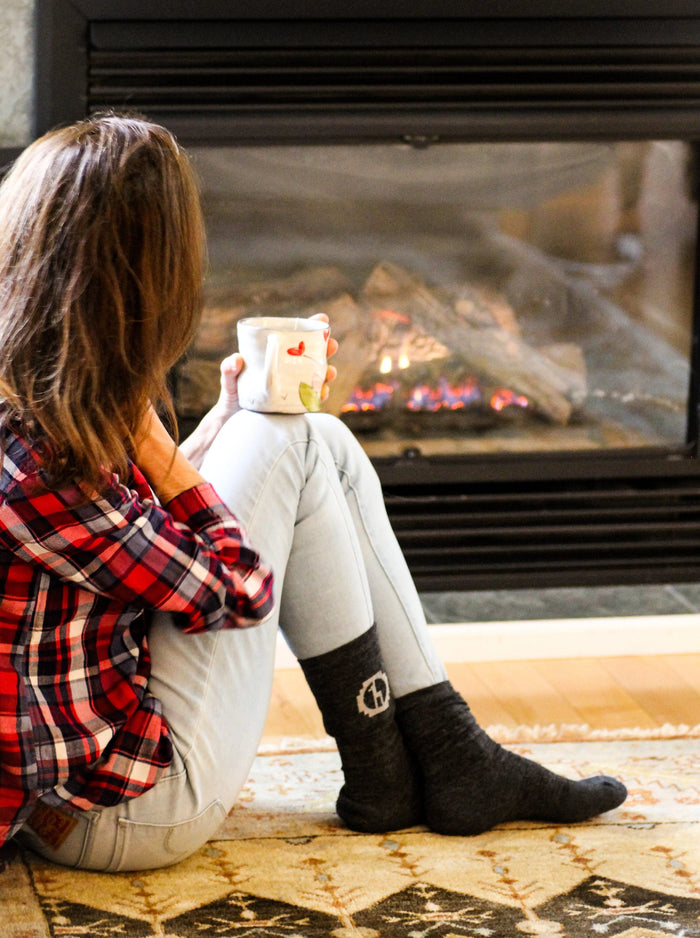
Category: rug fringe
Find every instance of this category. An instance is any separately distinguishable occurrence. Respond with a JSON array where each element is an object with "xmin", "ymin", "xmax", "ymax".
[
  {"xmin": 258, "ymin": 722, "xmax": 700, "ymax": 755},
  {"xmin": 484, "ymin": 722, "xmax": 700, "ymax": 743}
]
